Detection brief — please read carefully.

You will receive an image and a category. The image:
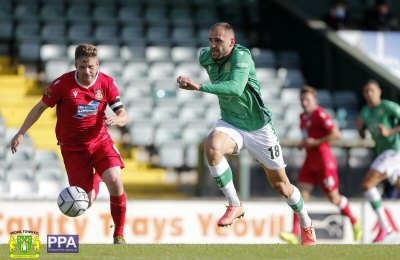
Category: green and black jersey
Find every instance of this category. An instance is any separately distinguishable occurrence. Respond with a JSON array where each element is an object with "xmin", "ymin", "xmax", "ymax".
[
  {"xmin": 360, "ymin": 99, "xmax": 400, "ymax": 154},
  {"xmin": 199, "ymin": 44, "xmax": 271, "ymax": 131}
]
